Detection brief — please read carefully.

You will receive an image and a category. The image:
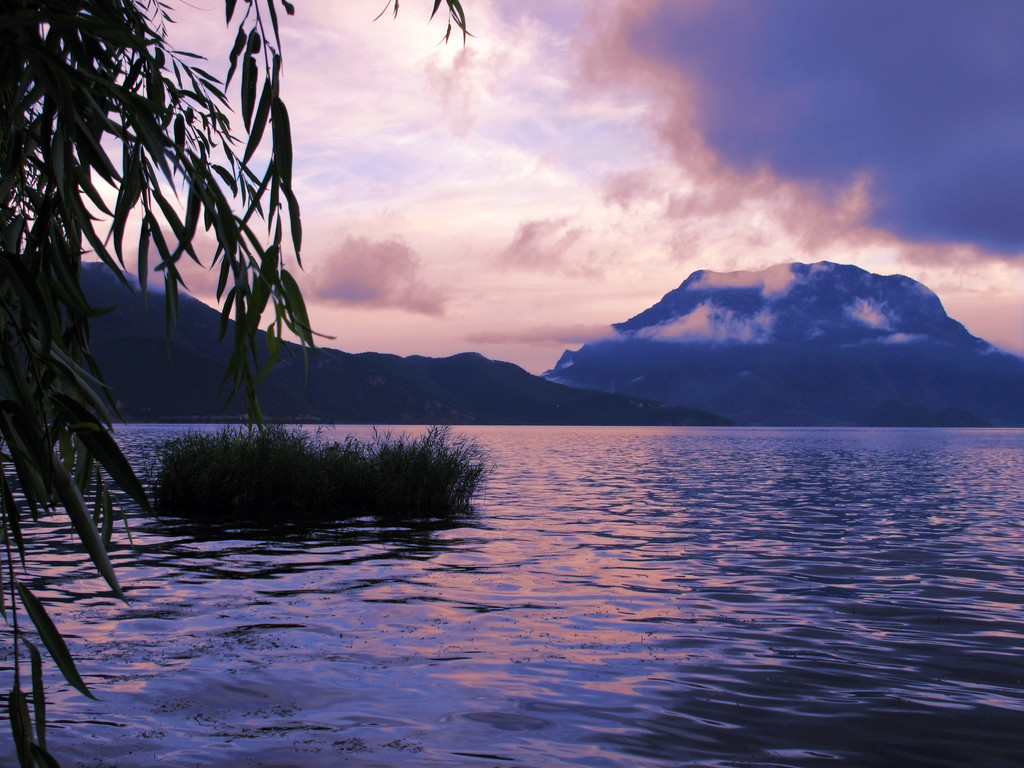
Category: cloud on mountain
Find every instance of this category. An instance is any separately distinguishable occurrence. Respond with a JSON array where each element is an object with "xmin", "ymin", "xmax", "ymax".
[
  {"xmin": 691, "ymin": 264, "xmax": 798, "ymax": 297},
  {"xmin": 638, "ymin": 301, "xmax": 776, "ymax": 344},
  {"xmin": 880, "ymin": 333, "xmax": 926, "ymax": 345},
  {"xmin": 313, "ymin": 237, "xmax": 447, "ymax": 315},
  {"xmin": 845, "ymin": 298, "xmax": 895, "ymax": 330},
  {"xmin": 594, "ymin": 0, "xmax": 1024, "ymax": 255}
]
